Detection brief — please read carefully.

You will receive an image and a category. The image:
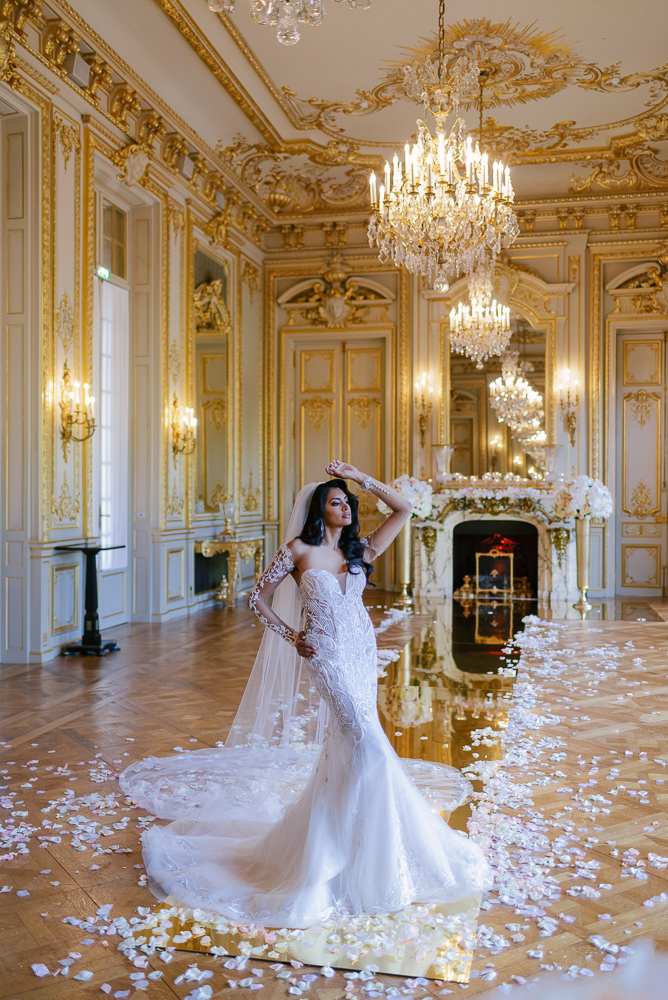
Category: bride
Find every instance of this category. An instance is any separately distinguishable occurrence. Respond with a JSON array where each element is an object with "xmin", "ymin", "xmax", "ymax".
[{"xmin": 120, "ymin": 461, "xmax": 492, "ymax": 929}]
